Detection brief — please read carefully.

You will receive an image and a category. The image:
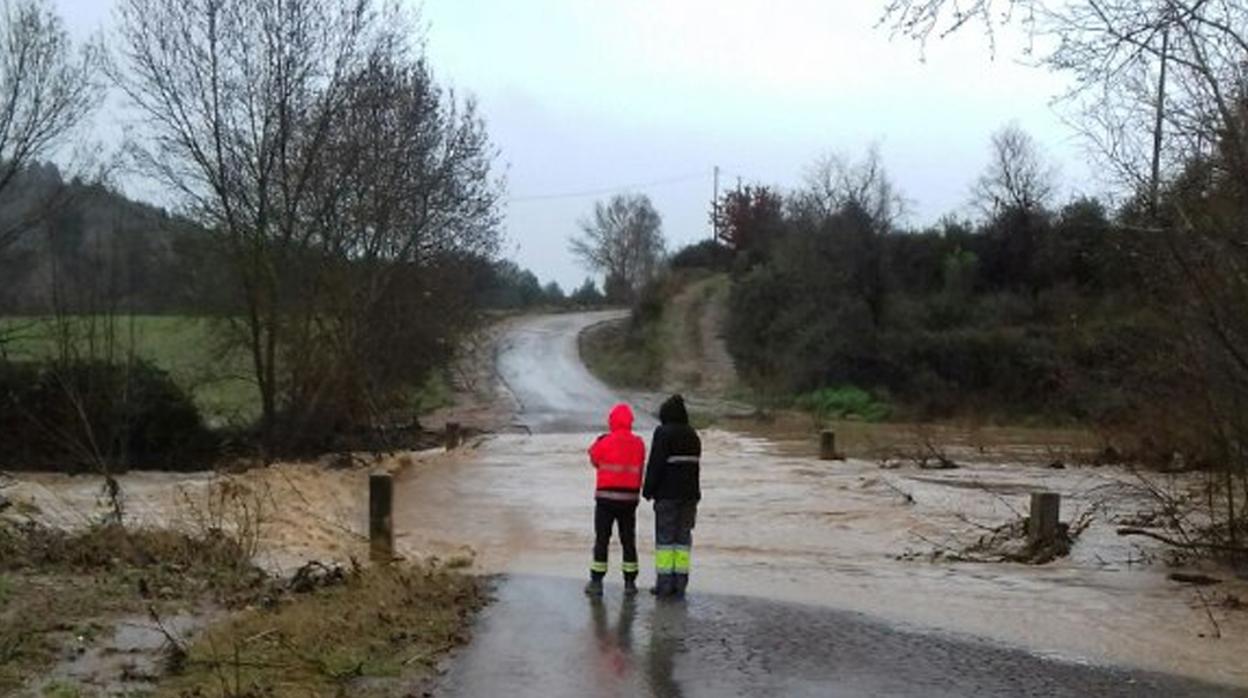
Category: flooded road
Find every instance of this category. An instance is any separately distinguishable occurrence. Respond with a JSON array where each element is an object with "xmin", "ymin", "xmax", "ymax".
[{"xmin": 402, "ymin": 313, "xmax": 1248, "ymax": 695}]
